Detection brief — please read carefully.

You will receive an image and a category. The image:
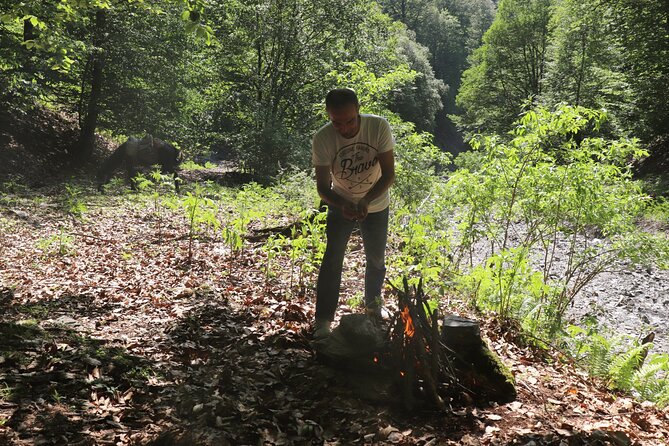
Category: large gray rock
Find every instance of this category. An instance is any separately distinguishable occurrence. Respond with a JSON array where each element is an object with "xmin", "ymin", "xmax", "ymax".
[{"xmin": 313, "ymin": 314, "xmax": 388, "ymax": 367}]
